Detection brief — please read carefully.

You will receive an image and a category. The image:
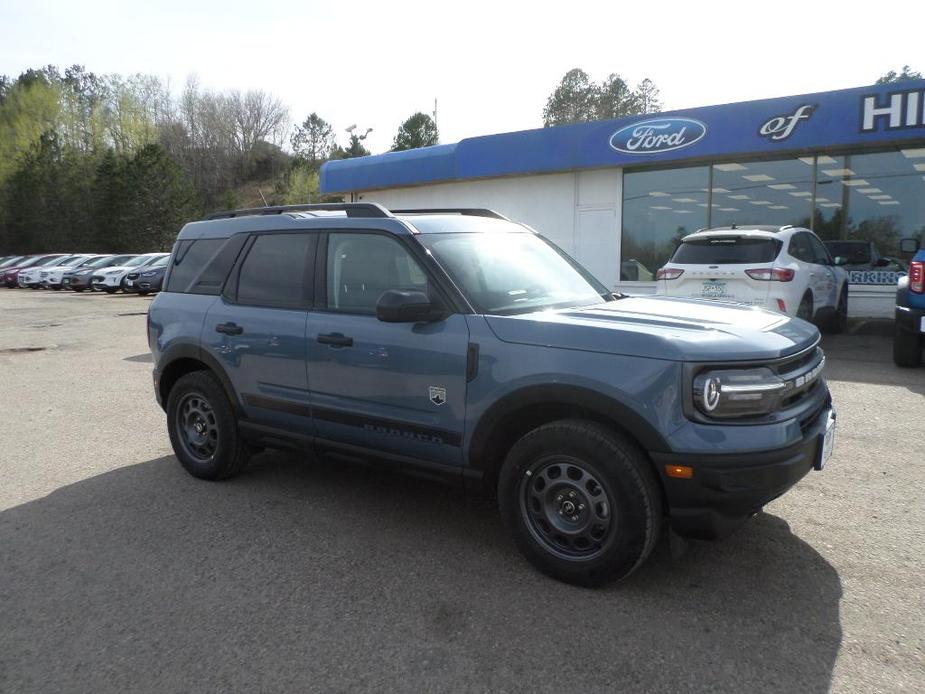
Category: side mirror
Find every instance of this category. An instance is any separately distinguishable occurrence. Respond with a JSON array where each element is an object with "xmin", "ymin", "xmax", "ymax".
[
  {"xmin": 832, "ymin": 256, "xmax": 848, "ymax": 266},
  {"xmin": 874, "ymin": 257, "xmax": 890, "ymax": 267},
  {"xmin": 376, "ymin": 289, "xmax": 443, "ymax": 323},
  {"xmin": 899, "ymin": 238, "xmax": 921, "ymax": 254}
]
